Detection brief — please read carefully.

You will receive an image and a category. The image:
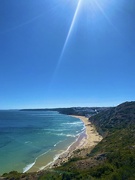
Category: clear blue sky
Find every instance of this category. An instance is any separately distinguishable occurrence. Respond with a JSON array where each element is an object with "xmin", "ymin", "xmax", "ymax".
[{"xmin": 0, "ymin": 0, "xmax": 135, "ymax": 109}]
